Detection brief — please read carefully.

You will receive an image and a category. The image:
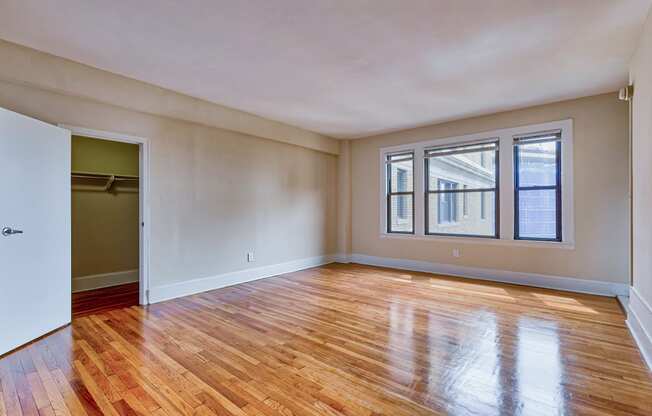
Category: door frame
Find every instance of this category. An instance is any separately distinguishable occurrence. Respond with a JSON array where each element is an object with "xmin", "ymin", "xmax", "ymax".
[{"xmin": 60, "ymin": 124, "xmax": 151, "ymax": 305}]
